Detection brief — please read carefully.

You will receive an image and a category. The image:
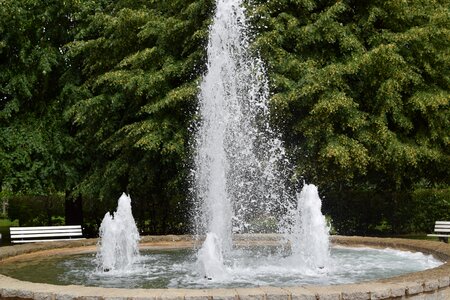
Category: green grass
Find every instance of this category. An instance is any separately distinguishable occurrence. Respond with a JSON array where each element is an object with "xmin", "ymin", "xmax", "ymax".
[
  {"xmin": 0, "ymin": 218, "xmax": 19, "ymax": 227},
  {"xmin": 393, "ymin": 233, "xmax": 437, "ymax": 241}
]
